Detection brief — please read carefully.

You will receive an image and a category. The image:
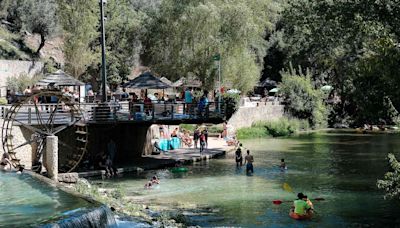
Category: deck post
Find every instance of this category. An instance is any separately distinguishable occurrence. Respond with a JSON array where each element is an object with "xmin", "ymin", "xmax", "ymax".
[
  {"xmin": 45, "ymin": 135, "xmax": 58, "ymax": 181},
  {"xmin": 28, "ymin": 107, "xmax": 31, "ymax": 124}
]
